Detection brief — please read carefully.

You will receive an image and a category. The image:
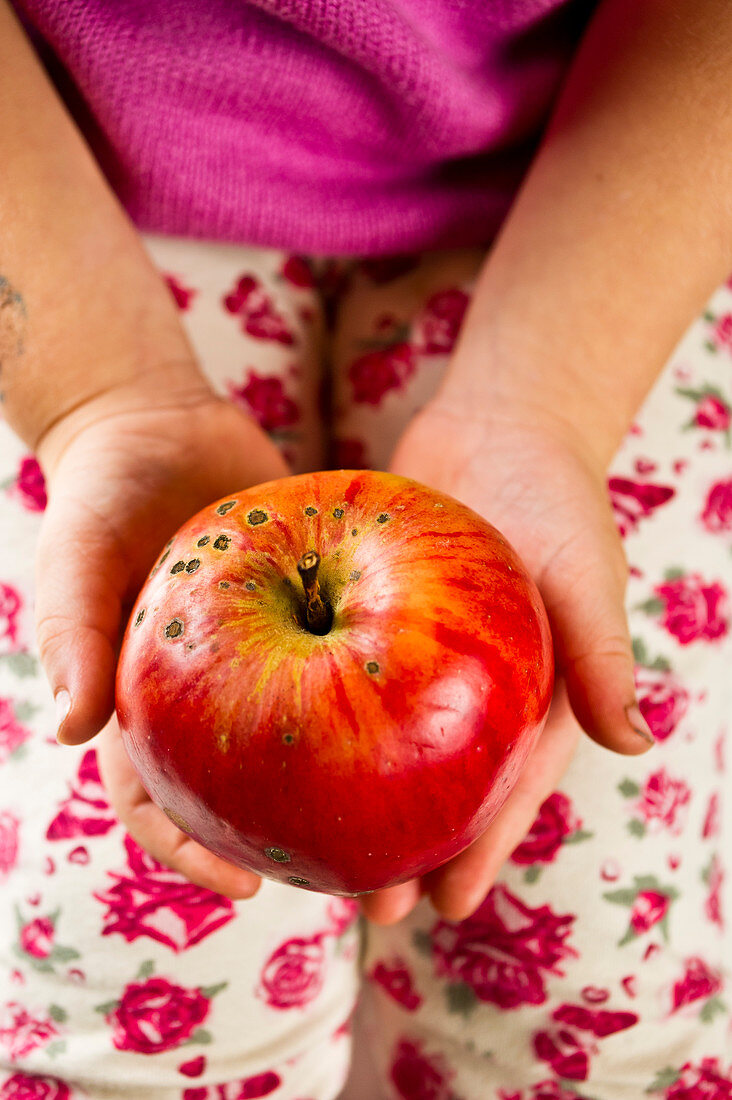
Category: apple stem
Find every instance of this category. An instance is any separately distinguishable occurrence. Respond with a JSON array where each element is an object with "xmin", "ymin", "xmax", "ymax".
[{"xmin": 296, "ymin": 551, "xmax": 333, "ymax": 635}]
